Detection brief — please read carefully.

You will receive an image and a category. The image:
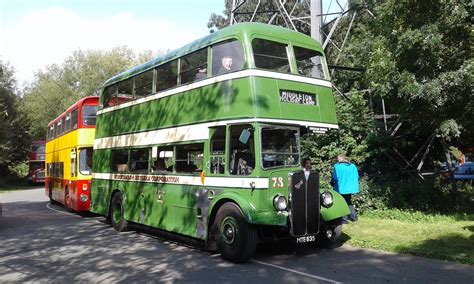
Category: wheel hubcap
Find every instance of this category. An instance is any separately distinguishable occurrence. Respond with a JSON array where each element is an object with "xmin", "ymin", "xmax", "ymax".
[{"xmin": 221, "ymin": 217, "xmax": 238, "ymax": 245}]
